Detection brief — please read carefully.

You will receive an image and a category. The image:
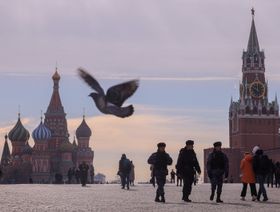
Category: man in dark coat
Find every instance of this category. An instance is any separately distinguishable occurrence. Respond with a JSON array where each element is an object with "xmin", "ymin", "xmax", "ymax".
[
  {"xmin": 118, "ymin": 154, "xmax": 132, "ymax": 190},
  {"xmin": 176, "ymin": 140, "xmax": 201, "ymax": 202},
  {"xmin": 148, "ymin": 142, "xmax": 173, "ymax": 203},
  {"xmin": 253, "ymin": 148, "xmax": 269, "ymax": 201},
  {"xmin": 79, "ymin": 161, "xmax": 89, "ymax": 186},
  {"xmin": 207, "ymin": 141, "xmax": 229, "ymax": 203}
]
